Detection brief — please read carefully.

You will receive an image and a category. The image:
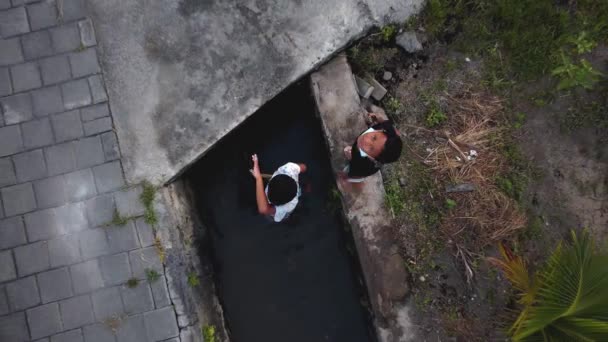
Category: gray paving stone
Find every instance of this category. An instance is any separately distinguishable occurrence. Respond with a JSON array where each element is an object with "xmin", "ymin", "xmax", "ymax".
[
  {"xmin": 0, "ymin": 286, "xmax": 8, "ymax": 315},
  {"xmin": 83, "ymin": 117, "xmax": 112, "ymax": 136},
  {"xmin": 50, "ymin": 24, "xmax": 80, "ymax": 53},
  {"xmin": 36, "ymin": 338, "xmax": 51, "ymax": 342},
  {"xmin": 10, "ymin": 61, "xmax": 42, "ymax": 92},
  {"xmin": 27, "ymin": 0, "xmax": 58, "ymax": 30},
  {"xmin": 14, "ymin": 240, "xmax": 50, "ymax": 276},
  {"xmin": 59, "ymin": 295, "xmax": 94, "ymax": 330},
  {"xmin": 40, "ymin": 55, "xmax": 72, "ymax": 85},
  {"xmin": 25, "ymin": 207, "xmax": 61, "ymax": 241},
  {"xmin": 163, "ymin": 338, "xmax": 180, "ymax": 342},
  {"xmin": 1, "ymin": 92, "xmax": 33, "ymax": 125},
  {"xmin": 0, "ymin": 67, "xmax": 11, "ymax": 96},
  {"xmin": 22, "ymin": 30, "xmax": 54, "ymax": 60},
  {"xmin": 32, "ymin": 85, "xmax": 64, "ymax": 117},
  {"xmin": 11, "ymin": 0, "xmax": 39, "ymax": 7},
  {"xmin": 116, "ymin": 314, "xmax": 147, "ymax": 342},
  {"xmin": 0, "ymin": 37, "xmax": 24, "ymax": 66},
  {"xmin": 45, "ymin": 141, "xmax": 76, "ymax": 175},
  {"xmin": 135, "ymin": 217, "xmax": 155, "ymax": 247},
  {"xmin": 121, "ymin": 282, "xmax": 153, "ymax": 315},
  {"xmin": 85, "ymin": 193, "xmax": 115, "ymax": 227},
  {"xmin": 78, "ymin": 19, "xmax": 96, "ymax": 47},
  {"xmin": 101, "ymin": 131, "xmax": 120, "ymax": 161},
  {"xmin": 70, "ymin": 259, "xmax": 104, "ymax": 294},
  {"xmin": 13, "ymin": 149, "xmax": 47, "ymax": 182},
  {"xmin": 38, "ymin": 267, "xmax": 74, "ymax": 303},
  {"xmin": 0, "ymin": 0, "xmax": 9, "ymax": 9},
  {"xmin": 1, "ymin": 182, "xmax": 36, "ymax": 216},
  {"xmin": 51, "ymin": 329, "xmax": 84, "ymax": 342},
  {"xmin": 0, "ymin": 216, "xmax": 26, "ymax": 249},
  {"xmin": 74, "ymin": 135, "xmax": 104, "ymax": 168},
  {"xmin": 0, "ymin": 197, "xmax": 3, "ymax": 219},
  {"xmin": 93, "ymin": 161, "xmax": 124, "ymax": 193},
  {"xmin": 22, "ymin": 118, "xmax": 54, "ymax": 148},
  {"xmin": 0, "ymin": 250, "xmax": 16, "ymax": 282},
  {"xmin": 87, "ymin": 75, "xmax": 107, "ymax": 104},
  {"xmin": 55, "ymin": 202, "xmax": 88, "ymax": 233},
  {"xmin": 0, "ymin": 157, "xmax": 16, "ymax": 187},
  {"xmin": 129, "ymin": 247, "xmax": 162, "ymax": 279},
  {"xmin": 106, "ymin": 222, "xmax": 139, "ymax": 254},
  {"xmin": 79, "ymin": 228, "xmax": 110, "ymax": 259},
  {"xmin": 0, "ymin": 7, "xmax": 29, "ymax": 37},
  {"xmin": 81, "ymin": 103, "xmax": 108, "ymax": 122},
  {"xmin": 150, "ymin": 275, "xmax": 170, "ymax": 308},
  {"xmin": 99, "ymin": 252, "xmax": 131, "ymax": 286},
  {"xmin": 0, "ymin": 124, "xmax": 23, "ymax": 157},
  {"xmin": 49, "ymin": 233, "xmax": 81, "ymax": 267},
  {"xmin": 52, "ymin": 110, "xmax": 84, "ymax": 142},
  {"xmin": 115, "ymin": 186, "xmax": 145, "ymax": 217},
  {"xmin": 62, "ymin": 78, "xmax": 91, "ymax": 110},
  {"xmin": 34, "ymin": 175, "xmax": 68, "ymax": 208},
  {"xmin": 91, "ymin": 286, "xmax": 123, "ymax": 321},
  {"xmin": 144, "ymin": 307, "xmax": 179, "ymax": 341},
  {"xmin": 69, "ymin": 48, "xmax": 100, "ymax": 78},
  {"xmin": 64, "ymin": 168, "xmax": 96, "ymax": 201},
  {"xmin": 61, "ymin": 0, "xmax": 86, "ymax": 22},
  {"xmin": 6, "ymin": 275, "xmax": 40, "ymax": 311},
  {"xmin": 0, "ymin": 312, "xmax": 30, "ymax": 341},
  {"xmin": 82, "ymin": 323, "xmax": 116, "ymax": 342},
  {"xmin": 27, "ymin": 302, "xmax": 63, "ymax": 339}
]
